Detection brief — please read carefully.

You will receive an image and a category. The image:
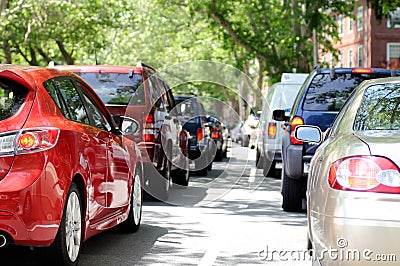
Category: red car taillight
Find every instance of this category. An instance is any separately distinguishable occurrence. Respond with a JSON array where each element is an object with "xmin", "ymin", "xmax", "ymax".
[
  {"xmin": 268, "ymin": 122, "xmax": 277, "ymax": 139},
  {"xmin": 143, "ymin": 113, "xmax": 155, "ymax": 142},
  {"xmin": 0, "ymin": 128, "xmax": 59, "ymax": 155},
  {"xmin": 197, "ymin": 128, "xmax": 204, "ymax": 141},
  {"xmin": 211, "ymin": 128, "xmax": 220, "ymax": 139},
  {"xmin": 290, "ymin": 116, "xmax": 304, "ymax": 145},
  {"xmin": 328, "ymin": 156, "xmax": 400, "ymax": 193}
]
